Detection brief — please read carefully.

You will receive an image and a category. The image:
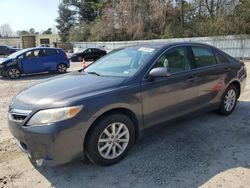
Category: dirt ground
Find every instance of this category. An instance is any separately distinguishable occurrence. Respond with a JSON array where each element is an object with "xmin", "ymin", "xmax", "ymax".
[{"xmin": 0, "ymin": 61, "xmax": 250, "ymax": 188}]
